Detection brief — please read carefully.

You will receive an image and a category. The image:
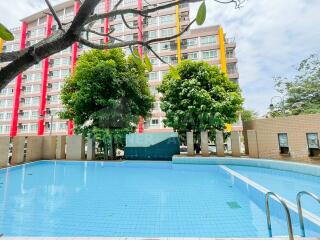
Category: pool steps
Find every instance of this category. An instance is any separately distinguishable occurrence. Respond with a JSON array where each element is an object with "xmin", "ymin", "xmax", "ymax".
[{"xmin": 220, "ymin": 165, "xmax": 320, "ymax": 236}]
